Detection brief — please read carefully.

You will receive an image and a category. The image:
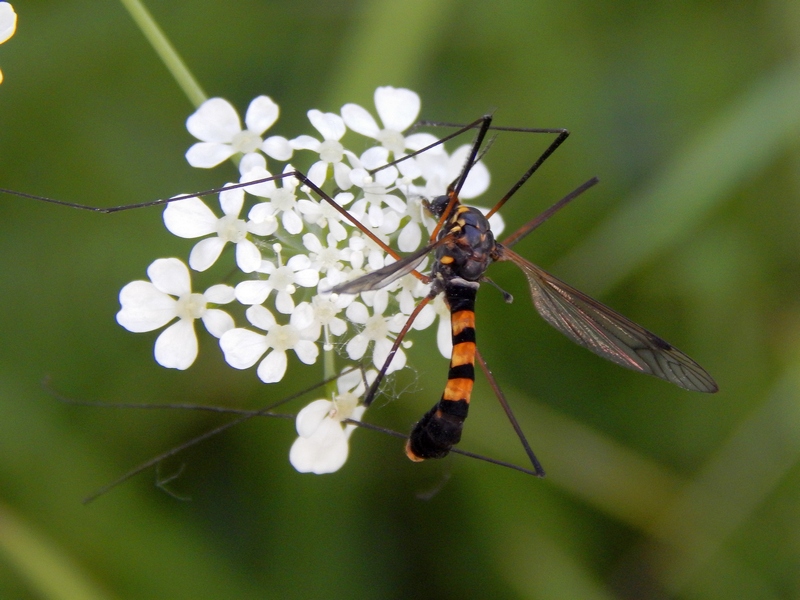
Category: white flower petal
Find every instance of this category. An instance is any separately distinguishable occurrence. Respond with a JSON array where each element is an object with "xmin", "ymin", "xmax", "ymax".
[
  {"xmin": 235, "ymin": 280, "xmax": 272, "ymax": 305},
  {"xmin": 154, "ymin": 319, "xmax": 198, "ymax": 370},
  {"xmin": 411, "ymin": 304, "xmax": 436, "ymax": 330},
  {"xmin": 372, "ymin": 289, "xmax": 389, "ymax": 315},
  {"xmin": 218, "ymin": 187, "xmax": 244, "ymax": 216},
  {"xmin": 185, "ymin": 142, "xmax": 236, "ymax": 168},
  {"xmin": 398, "ymin": 290, "xmax": 415, "ymax": 315},
  {"xmin": 240, "ymin": 167, "xmax": 275, "ymax": 198},
  {"xmin": 398, "ymin": 221, "xmax": 422, "ymax": 252},
  {"xmin": 204, "ymin": 284, "xmax": 235, "ymax": 304},
  {"xmin": 294, "ymin": 268, "xmax": 320, "ymax": 288},
  {"xmin": 295, "ymin": 399, "xmax": 332, "ymax": 437},
  {"xmin": 308, "ymin": 109, "xmax": 346, "ymax": 141},
  {"xmin": 460, "ymin": 160, "xmax": 490, "ymax": 199},
  {"xmin": 245, "ymin": 304, "xmax": 277, "ymax": 331},
  {"xmin": 287, "ymin": 254, "xmax": 311, "ymax": 271},
  {"xmin": 349, "ymin": 168, "xmax": 369, "ymax": 189},
  {"xmin": 367, "ymin": 247, "xmax": 385, "ymax": 271},
  {"xmin": 404, "ymin": 132, "xmax": 442, "ymax": 153},
  {"xmin": 0, "ymin": 4, "xmax": 17, "ymax": 44},
  {"xmin": 382, "ymin": 212, "xmax": 401, "ymax": 234},
  {"xmin": 275, "ymin": 291, "xmax": 295, "ymax": 314},
  {"xmin": 220, "ymin": 328, "xmax": 268, "ymax": 369},
  {"xmin": 163, "ymin": 197, "xmax": 219, "ymax": 238},
  {"xmin": 307, "ymin": 161, "xmax": 328, "ymax": 187},
  {"xmin": 247, "ymin": 217, "xmax": 278, "ymax": 237},
  {"xmin": 302, "ymin": 233, "xmax": 323, "ymax": 253},
  {"xmin": 374, "ymin": 86, "xmax": 420, "ymax": 132},
  {"xmin": 189, "ymin": 237, "xmax": 226, "ymax": 272},
  {"xmin": 382, "ymin": 192, "xmax": 406, "ymax": 213},
  {"xmin": 201, "ymin": 308, "xmax": 235, "ymax": 338},
  {"xmin": 291, "ymin": 302, "xmax": 315, "ymax": 330},
  {"xmin": 336, "ymin": 368, "xmax": 363, "ymax": 393},
  {"xmin": 343, "ymin": 405, "xmax": 367, "ymax": 438},
  {"xmin": 328, "ymin": 219, "xmax": 348, "ymax": 241},
  {"xmin": 263, "ymin": 135, "xmax": 293, "ymax": 160},
  {"xmin": 396, "ymin": 155, "xmax": 422, "ymax": 180},
  {"xmin": 293, "ymin": 340, "xmax": 319, "ymax": 365},
  {"xmin": 374, "ymin": 338, "xmax": 405, "ymax": 373},
  {"xmin": 387, "ymin": 312, "xmax": 407, "ymax": 333},
  {"xmin": 235, "ymin": 239, "xmax": 262, "ymax": 273},
  {"xmin": 437, "ymin": 317, "xmax": 452, "ymax": 358},
  {"xmin": 329, "ymin": 317, "xmax": 347, "ymax": 336},
  {"xmin": 367, "ymin": 204, "xmax": 383, "ymax": 228},
  {"xmin": 333, "ymin": 162, "xmax": 353, "ymax": 190},
  {"xmin": 238, "ymin": 152, "xmax": 266, "ymax": 175},
  {"xmin": 248, "ymin": 200, "xmax": 276, "ymax": 222},
  {"xmin": 487, "ymin": 210, "xmax": 505, "ymax": 237},
  {"xmin": 116, "ymin": 281, "xmax": 176, "ymax": 332},
  {"xmin": 148, "ymin": 258, "xmax": 191, "ymax": 296},
  {"xmin": 186, "ymin": 98, "xmax": 242, "ymax": 143},
  {"xmin": 340, "ymin": 103, "xmax": 380, "ymax": 138},
  {"xmin": 244, "ymin": 95, "xmax": 279, "ymax": 134},
  {"xmin": 346, "ymin": 334, "xmax": 368, "ymax": 360},
  {"xmin": 289, "ymin": 423, "xmax": 349, "ymax": 474},
  {"xmin": 289, "ymin": 135, "xmax": 321, "ymax": 151},
  {"xmin": 257, "ymin": 350, "xmax": 287, "ymax": 383},
  {"xmin": 282, "ymin": 210, "xmax": 303, "ymax": 235},
  {"xmin": 359, "ymin": 146, "xmax": 389, "ymax": 170},
  {"xmin": 345, "ymin": 302, "xmax": 369, "ymax": 324}
]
